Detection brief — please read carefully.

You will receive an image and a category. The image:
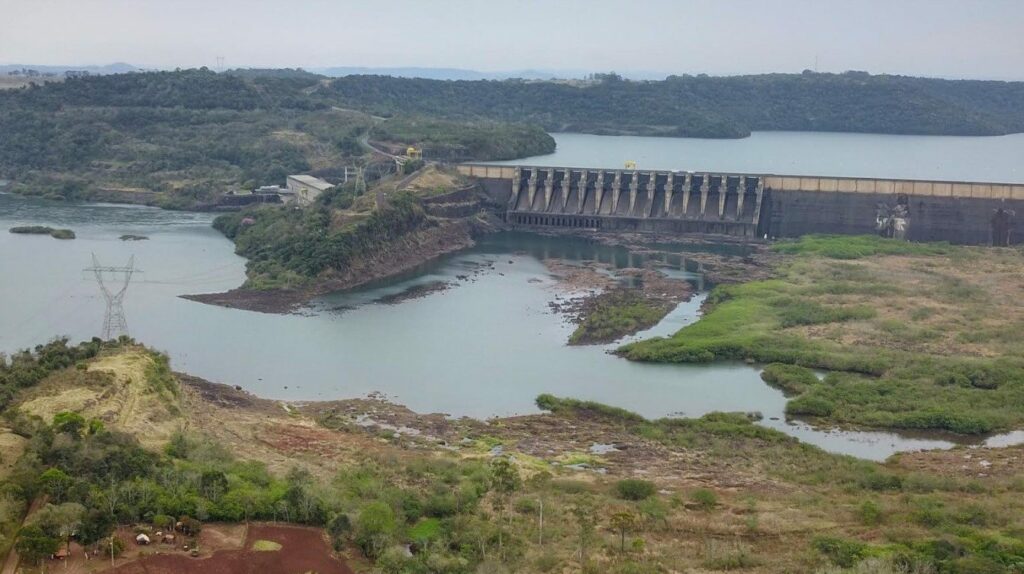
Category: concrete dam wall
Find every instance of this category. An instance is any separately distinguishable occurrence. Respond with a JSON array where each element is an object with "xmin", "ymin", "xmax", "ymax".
[{"xmin": 457, "ymin": 164, "xmax": 1024, "ymax": 245}]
